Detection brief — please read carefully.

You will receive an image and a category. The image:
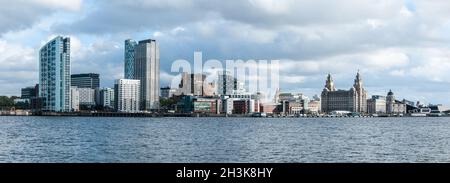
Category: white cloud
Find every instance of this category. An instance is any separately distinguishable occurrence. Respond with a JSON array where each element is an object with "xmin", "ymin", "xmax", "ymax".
[
  {"xmin": 389, "ymin": 70, "xmax": 405, "ymax": 77},
  {"xmin": 410, "ymin": 52, "xmax": 450, "ymax": 83},
  {"xmin": 31, "ymin": 0, "xmax": 83, "ymax": 11},
  {"xmin": 367, "ymin": 19, "xmax": 385, "ymax": 29},
  {"xmin": 399, "ymin": 6, "xmax": 414, "ymax": 18},
  {"xmin": 248, "ymin": 0, "xmax": 293, "ymax": 14},
  {"xmin": 364, "ymin": 49, "xmax": 409, "ymax": 68},
  {"xmin": 281, "ymin": 75, "xmax": 306, "ymax": 84},
  {"xmin": 0, "ymin": 40, "xmax": 36, "ymax": 71}
]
